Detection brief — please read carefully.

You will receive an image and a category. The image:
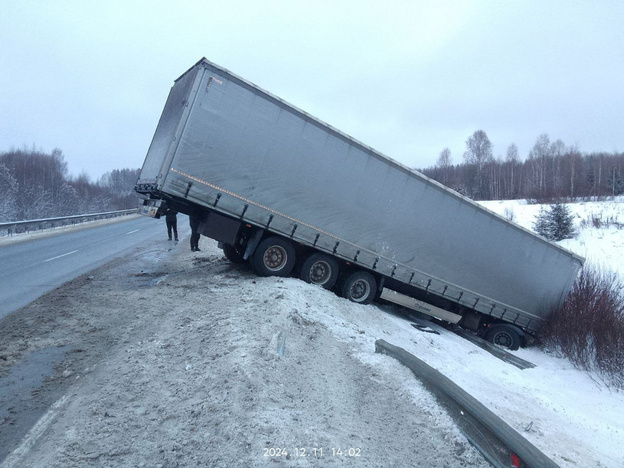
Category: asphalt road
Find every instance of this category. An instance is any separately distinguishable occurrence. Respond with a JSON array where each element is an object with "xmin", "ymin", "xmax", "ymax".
[{"xmin": 0, "ymin": 215, "xmax": 188, "ymax": 320}]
